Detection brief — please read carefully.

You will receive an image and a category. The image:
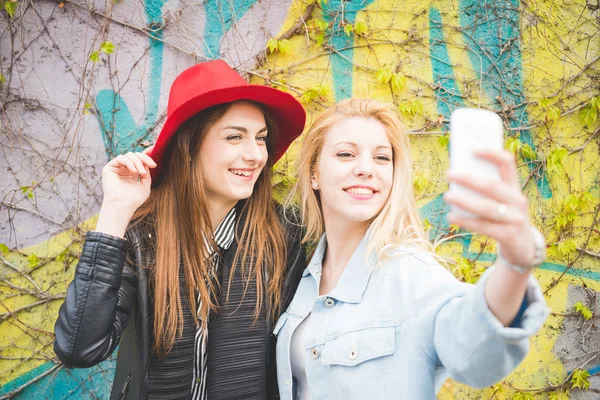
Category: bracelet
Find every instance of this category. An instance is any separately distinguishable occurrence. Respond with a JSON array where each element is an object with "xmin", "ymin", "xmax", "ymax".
[{"xmin": 497, "ymin": 226, "xmax": 546, "ymax": 274}]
